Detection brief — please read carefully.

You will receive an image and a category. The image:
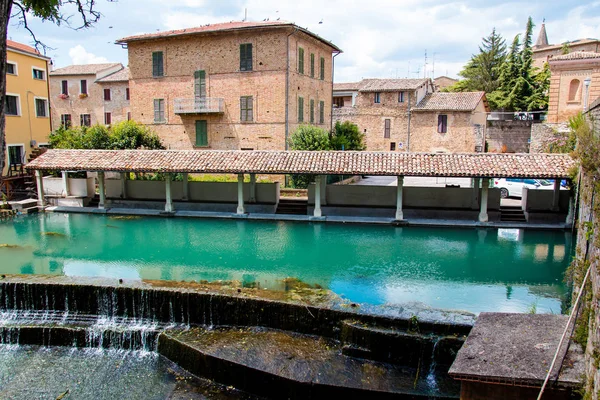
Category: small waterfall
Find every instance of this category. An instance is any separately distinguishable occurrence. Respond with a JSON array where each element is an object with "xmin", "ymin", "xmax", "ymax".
[{"xmin": 426, "ymin": 337, "xmax": 440, "ymax": 392}]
